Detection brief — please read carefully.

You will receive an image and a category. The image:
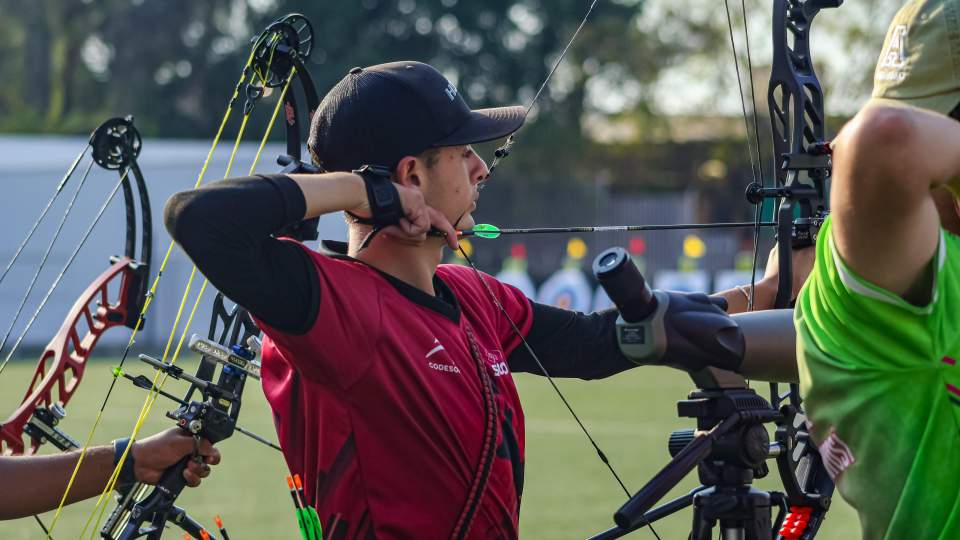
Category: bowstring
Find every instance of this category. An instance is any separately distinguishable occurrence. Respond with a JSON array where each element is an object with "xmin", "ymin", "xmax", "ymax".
[
  {"xmin": 722, "ymin": 0, "xmax": 765, "ymax": 312},
  {"xmin": 488, "ymin": 0, "xmax": 601, "ymax": 176},
  {"xmin": 464, "ymin": 2, "xmax": 664, "ymax": 538},
  {"xmin": 43, "ymin": 36, "xmax": 272, "ymax": 539},
  {"xmin": 82, "ymin": 49, "xmax": 297, "ymax": 540}
]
